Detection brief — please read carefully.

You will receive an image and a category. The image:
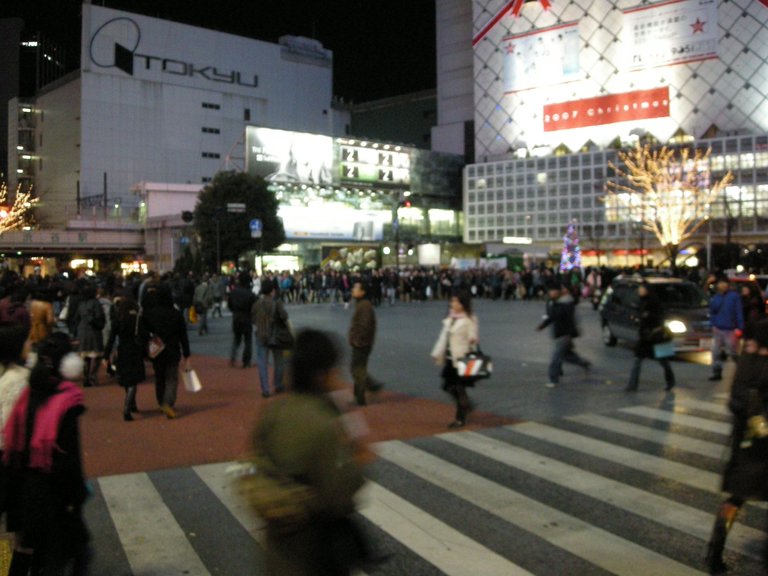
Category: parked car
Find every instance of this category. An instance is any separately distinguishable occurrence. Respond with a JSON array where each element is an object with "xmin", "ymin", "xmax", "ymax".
[{"xmin": 599, "ymin": 275, "xmax": 711, "ymax": 352}]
